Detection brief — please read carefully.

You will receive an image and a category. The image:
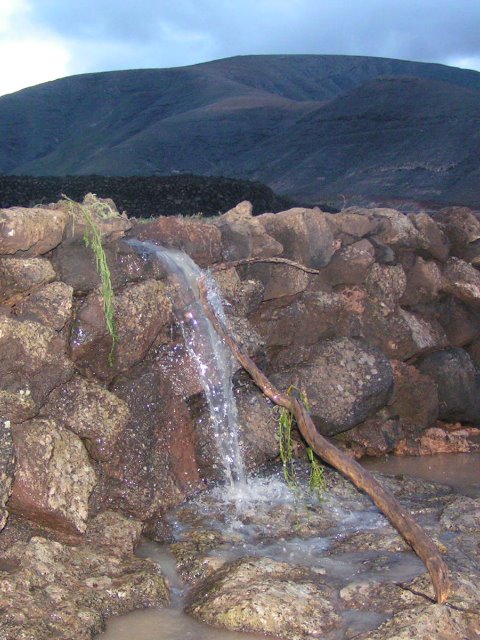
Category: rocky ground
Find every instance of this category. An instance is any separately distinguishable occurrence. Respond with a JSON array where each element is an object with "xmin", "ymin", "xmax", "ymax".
[{"xmin": 1, "ymin": 195, "xmax": 480, "ymax": 637}]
